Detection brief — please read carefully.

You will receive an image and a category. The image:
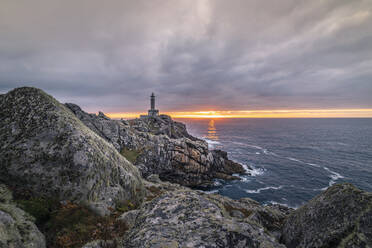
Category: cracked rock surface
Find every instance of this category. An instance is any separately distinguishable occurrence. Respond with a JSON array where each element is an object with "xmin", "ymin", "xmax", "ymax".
[
  {"xmin": 282, "ymin": 183, "xmax": 372, "ymax": 248},
  {"xmin": 66, "ymin": 103, "xmax": 247, "ymax": 187},
  {"xmin": 0, "ymin": 87, "xmax": 145, "ymax": 214}
]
